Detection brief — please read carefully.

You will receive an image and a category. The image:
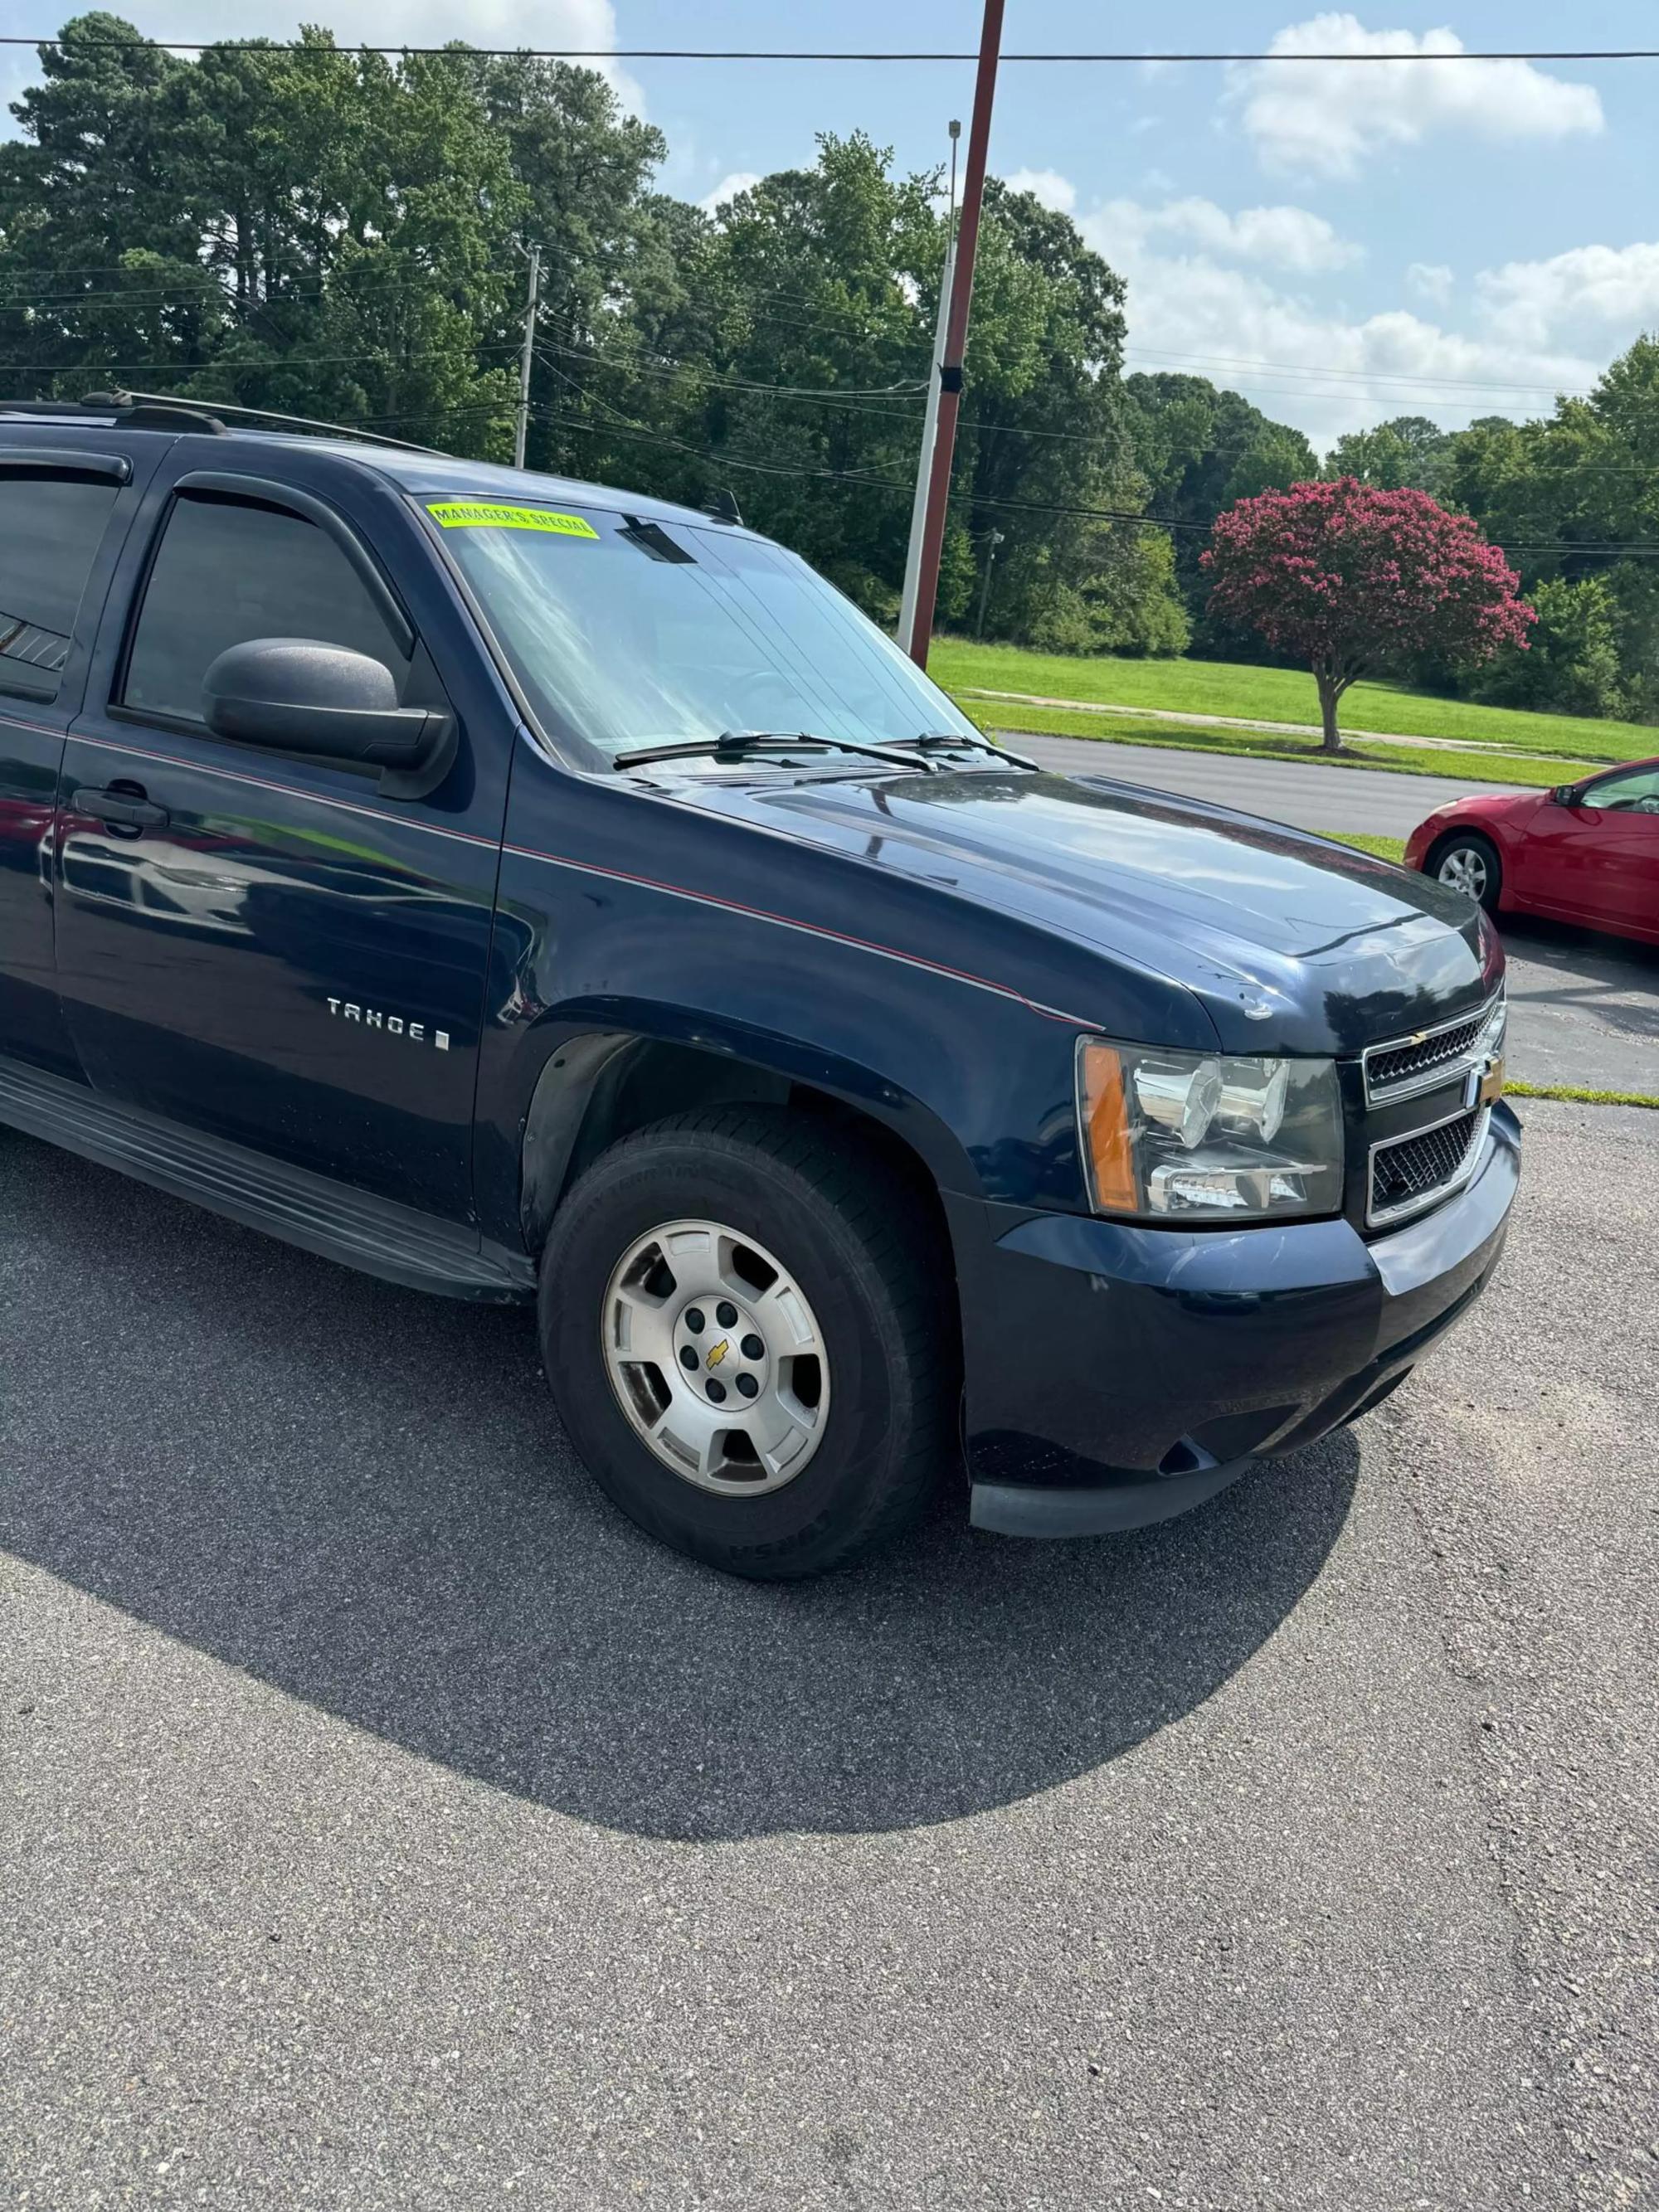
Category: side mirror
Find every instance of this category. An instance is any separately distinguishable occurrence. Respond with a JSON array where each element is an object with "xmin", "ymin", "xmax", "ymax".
[
  {"xmin": 1550, "ymin": 784, "xmax": 1583, "ymax": 806},
  {"xmin": 202, "ymin": 639, "xmax": 455, "ymax": 795}
]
